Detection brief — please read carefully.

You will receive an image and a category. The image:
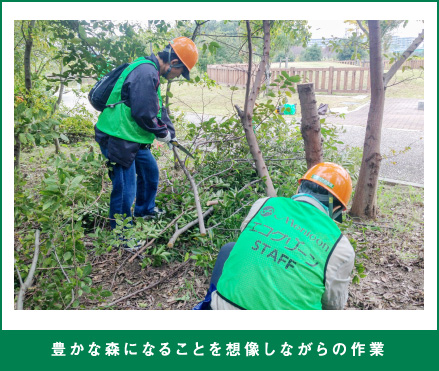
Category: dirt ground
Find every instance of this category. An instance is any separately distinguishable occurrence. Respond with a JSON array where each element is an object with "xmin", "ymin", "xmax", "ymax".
[{"xmin": 85, "ymin": 186, "xmax": 424, "ymax": 311}]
